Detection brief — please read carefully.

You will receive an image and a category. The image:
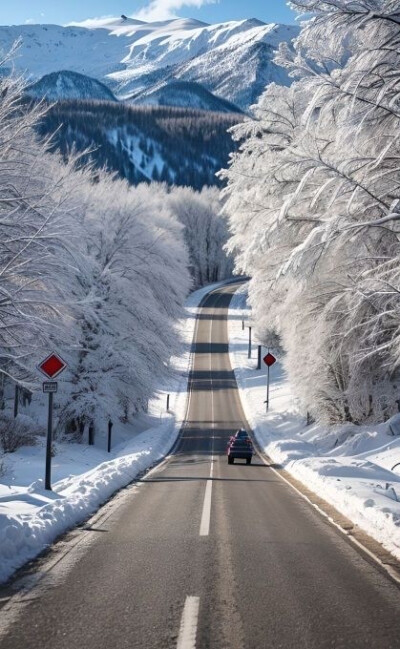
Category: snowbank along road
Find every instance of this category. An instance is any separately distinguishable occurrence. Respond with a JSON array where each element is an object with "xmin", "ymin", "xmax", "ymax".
[{"xmin": 2, "ymin": 283, "xmax": 400, "ymax": 648}]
